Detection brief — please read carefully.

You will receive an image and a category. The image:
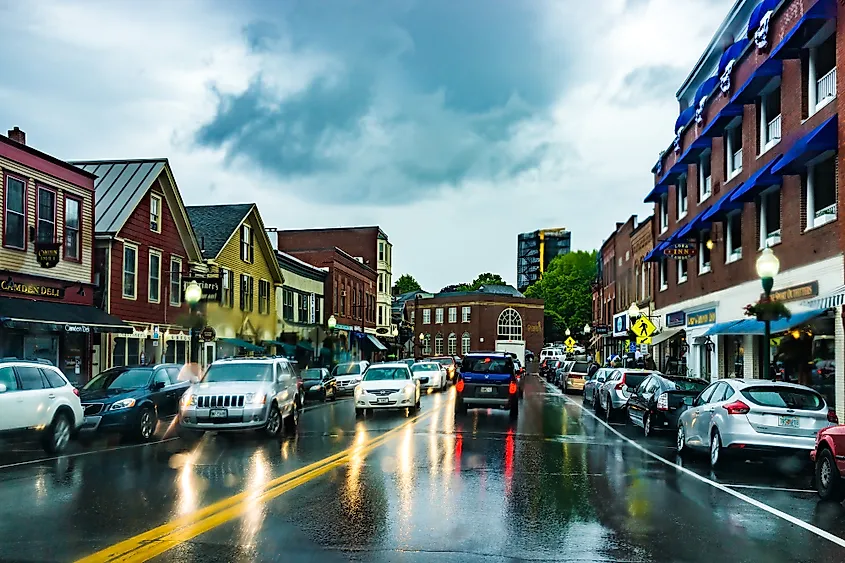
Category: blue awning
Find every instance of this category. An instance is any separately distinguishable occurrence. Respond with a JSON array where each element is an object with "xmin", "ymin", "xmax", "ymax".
[
  {"xmin": 644, "ymin": 240, "xmax": 669, "ymax": 262},
  {"xmin": 718, "ymin": 39, "xmax": 750, "ymax": 76},
  {"xmin": 701, "ymin": 186, "xmax": 744, "ymax": 223},
  {"xmin": 694, "ymin": 76, "xmax": 719, "ymax": 110},
  {"xmin": 703, "ymin": 320, "xmax": 746, "ymax": 336},
  {"xmin": 730, "ymin": 155, "xmax": 783, "ymax": 202},
  {"xmin": 675, "ymin": 106, "xmax": 695, "ymax": 132},
  {"xmin": 675, "ymin": 211, "xmax": 710, "ymax": 240},
  {"xmin": 644, "ymin": 184, "xmax": 669, "ymax": 204},
  {"xmin": 704, "ymin": 309, "xmax": 829, "ymax": 336},
  {"xmin": 700, "ymin": 104, "xmax": 744, "ymax": 138},
  {"xmin": 747, "ymin": 0, "xmax": 779, "ymax": 38},
  {"xmin": 678, "ymin": 136, "xmax": 712, "ymax": 165},
  {"xmin": 771, "ymin": 308, "xmax": 830, "ymax": 333},
  {"xmin": 219, "ymin": 338, "xmax": 265, "ymax": 353},
  {"xmin": 730, "ymin": 58, "xmax": 782, "ymax": 105},
  {"xmin": 657, "ymin": 162, "xmax": 688, "ymax": 186},
  {"xmin": 771, "ymin": 0, "xmax": 836, "ymax": 60},
  {"xmin": 363, "ymin": 333, "xmax": 387, "ymax": 351},
  {"xmin": 771, "ymin": 115, "xmax": 837, "ymax": 175}
]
